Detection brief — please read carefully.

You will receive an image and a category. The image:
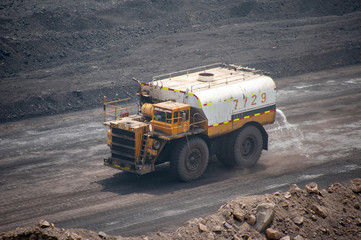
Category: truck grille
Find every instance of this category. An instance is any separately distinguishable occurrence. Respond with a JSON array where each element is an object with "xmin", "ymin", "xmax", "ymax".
[{"xmin": 111, "ymin": 128, "xmax": 136, "ymax": 162}]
